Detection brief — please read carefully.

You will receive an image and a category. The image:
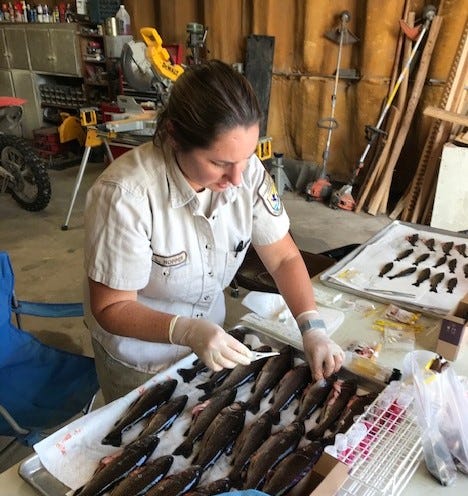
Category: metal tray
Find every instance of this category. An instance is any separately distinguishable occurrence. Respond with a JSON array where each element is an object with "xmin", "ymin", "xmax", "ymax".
[
  {"xmin": 16, "ymin": 324, "xmax": 386, "ymax": 496},
  {"xmin": 319, "ymin": 220, "xmax": 468, "ymax": 316}
]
